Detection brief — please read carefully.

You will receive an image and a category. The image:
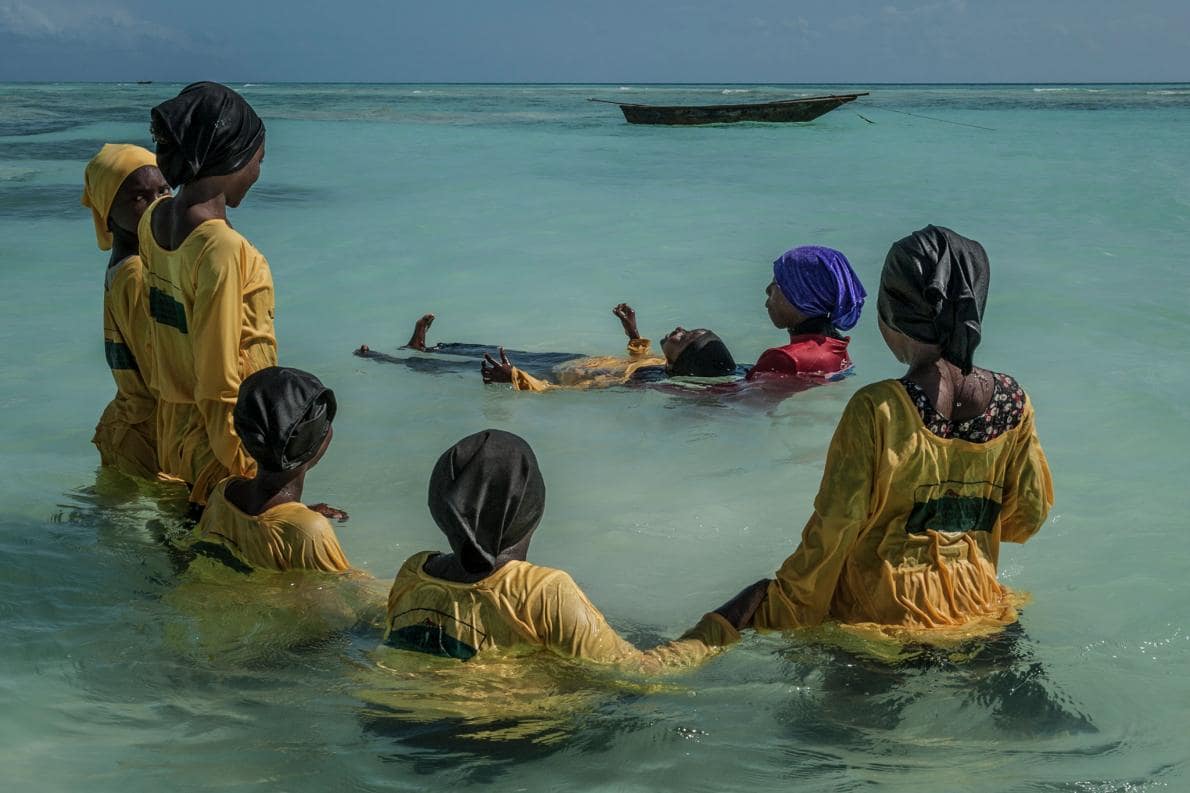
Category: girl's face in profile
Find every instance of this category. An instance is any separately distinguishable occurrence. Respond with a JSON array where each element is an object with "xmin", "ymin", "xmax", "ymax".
[
  {"xmin": 108, "ymin": 165, "xmax": 170, "ymax": 235},
  {"xmin": 227, "ymin": 142, "xmax": 265, "ymax": 207},
  {"xmin": 764, "ymin": 280, "xmax": 804, "ymax": 330},
  {"xmin": 879, "ymin": 315, "xmax": 940, "ymax": 367}
]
